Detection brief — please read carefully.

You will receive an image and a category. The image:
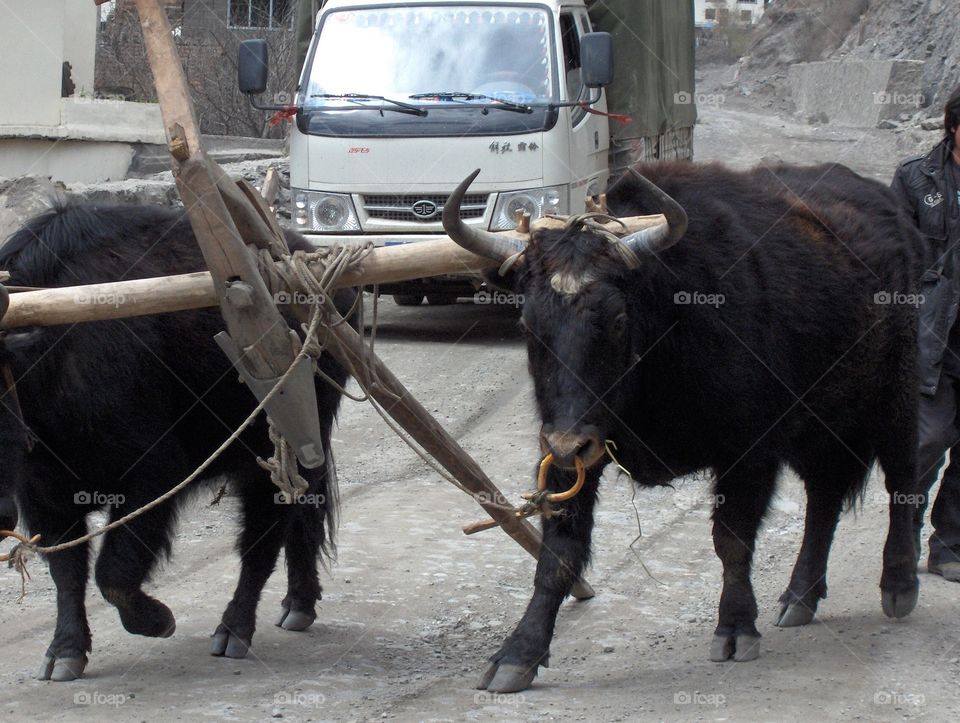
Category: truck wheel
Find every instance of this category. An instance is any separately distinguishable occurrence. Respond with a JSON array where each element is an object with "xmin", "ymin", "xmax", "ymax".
[
  {"xmin": 426, "ymin": 294, "xmax": 458, "ymax": 305},
  {"xmin": 392, "ymin": 294, "xmax": 424, "ymax": 306}
]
